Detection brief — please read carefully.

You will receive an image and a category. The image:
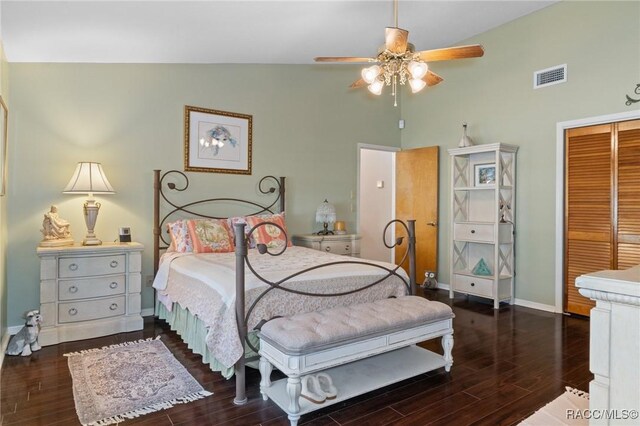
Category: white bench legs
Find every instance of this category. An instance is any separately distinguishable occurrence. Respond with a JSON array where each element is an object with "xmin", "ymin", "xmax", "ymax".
[{"xmin": 442, "ymin": 333, "xmax": 454, "ymax": 372}]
